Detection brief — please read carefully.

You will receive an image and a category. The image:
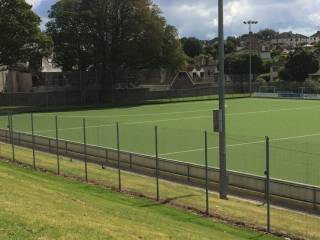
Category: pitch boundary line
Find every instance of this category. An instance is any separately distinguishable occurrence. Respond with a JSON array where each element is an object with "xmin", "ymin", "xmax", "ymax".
[
  {"xmin": 227, "ymin": 105, "xmax": 320, "ymax": 116},
  {"xmin": 34, "ymin": 108, "xmax": 217, "ymax": 119},
  {"xmin": 159, "ymin": 133, "xmax": 320, "ymax": 157},
  {"xmin": 32, "ymin": 105, "xmax": 320, "ymax": 134},
  {"xmin": 34, "ymin": 104, "xmax": 320, "ymax": 120}
]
